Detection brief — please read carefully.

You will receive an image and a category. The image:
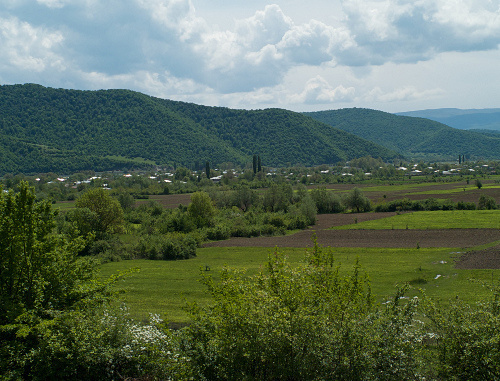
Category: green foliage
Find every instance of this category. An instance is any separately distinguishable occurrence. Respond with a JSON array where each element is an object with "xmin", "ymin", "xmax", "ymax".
[
  {"xmin": 263, "ymin": 183, "xmax": 293, "ymax": 212},
  {"xmin": 306, "ymin": 108, "xmax": 500, "ymax": 161},
  {"xmin": 0, "ymin": 182, "xmax": 142, "ymax": 379},
  {"xmin": 75, "ymin": 188, "xmax": 124, "ymax": 237},
  {"xmin": 425, "ymin": 286, "xmax": 500, "ymax": 380},
  {"xmin": 135, "ymin": 233, "xmax": 197, "ymax": 260},
  {"xmin": 478, "ymin": 194, "xmax": 497, "ymax": 210},
  {"xmin": 185, "ymin": 241, "xmax": 424, "ymax": 380},
  {"xmin": 344, "ymin": 187, "xmax": 372, "ymax": 213},
  {"xmin": 0, "ymin": 84, "xmax": 399, "ymax": 174},
  {"xmin": 375, "ymin": 197, "xmax": 478, "ymax": 212},
  {"xmin": 187, "ymin": 191, "xmax": 216, "ymax": 228},
  {"xmin": 310, "ymin": 186, "xmax": 345, "ymax": 213},
  {"xmin": 0, "ymin": 182, "xmax": 96, "ymax": 323}
]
